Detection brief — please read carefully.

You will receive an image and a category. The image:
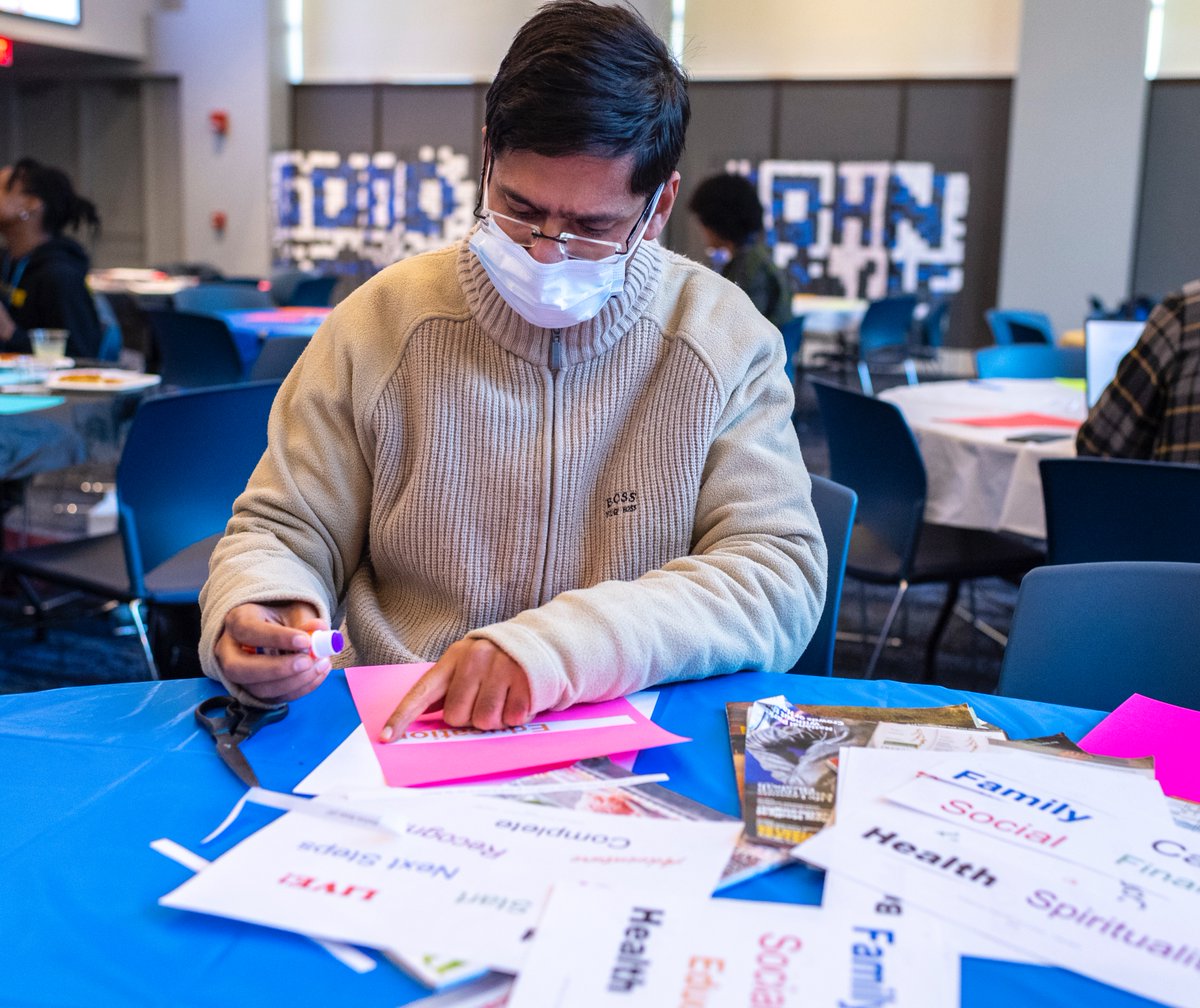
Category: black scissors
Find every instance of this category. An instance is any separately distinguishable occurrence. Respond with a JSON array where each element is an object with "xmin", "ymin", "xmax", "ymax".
[{"xmin": 195, "ymin": 695, "xmax": 288, "ymax": 787}]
